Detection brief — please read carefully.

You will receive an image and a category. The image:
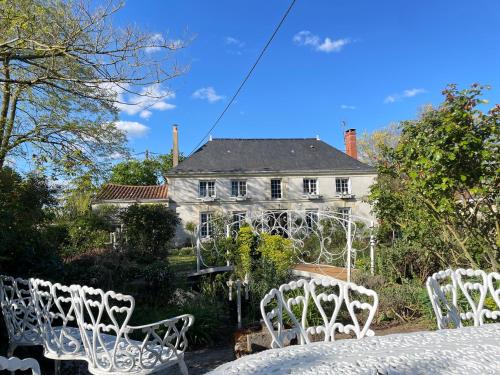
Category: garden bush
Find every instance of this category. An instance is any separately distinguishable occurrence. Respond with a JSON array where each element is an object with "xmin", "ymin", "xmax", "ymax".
[{"xmin": 120, "ymin": 204, "xmax": 179, "ymax": 259}]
